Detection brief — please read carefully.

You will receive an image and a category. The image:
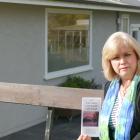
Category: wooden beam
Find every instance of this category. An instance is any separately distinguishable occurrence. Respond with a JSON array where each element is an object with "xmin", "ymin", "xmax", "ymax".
[{"xmin": 0, "ymin": 82, "xmax": 103, "ymax": 110}]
